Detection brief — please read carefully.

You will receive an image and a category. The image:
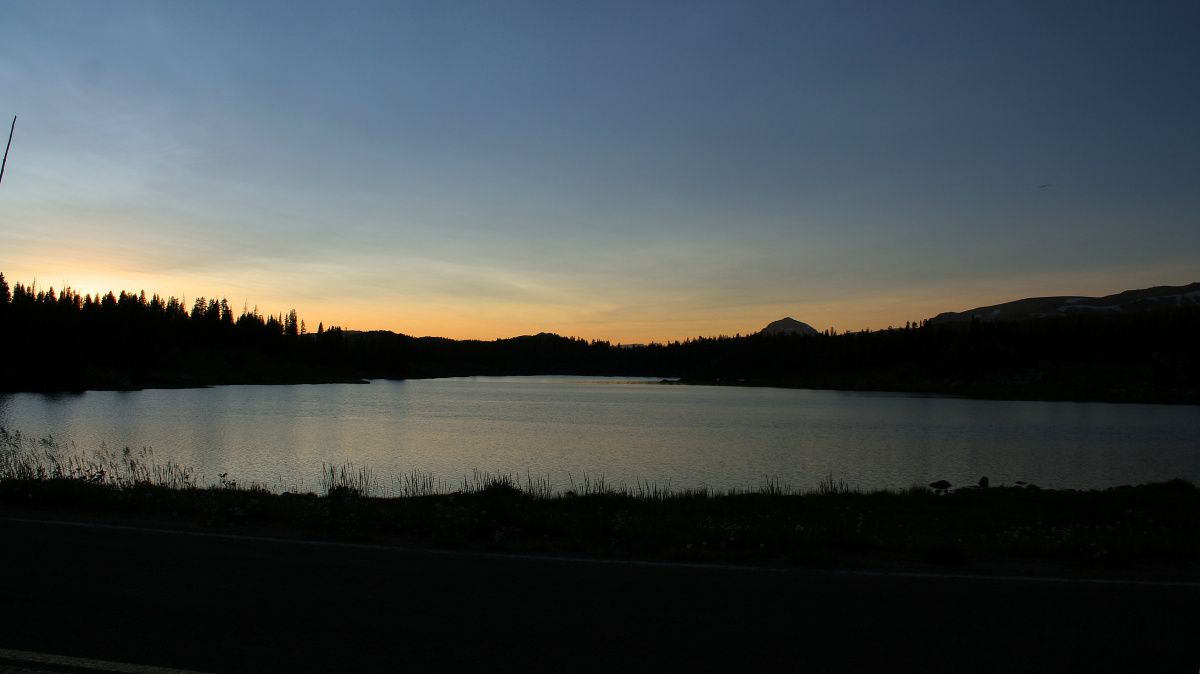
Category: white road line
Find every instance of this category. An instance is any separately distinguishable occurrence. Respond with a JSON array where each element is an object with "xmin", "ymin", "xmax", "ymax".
[
  {"xmin": 0, "ymin": 648, "xmax": 212, "ymax": 674},
  {"xmin": 6, "ymin": 515, "xmax": 1200, "ymax": 589}
]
